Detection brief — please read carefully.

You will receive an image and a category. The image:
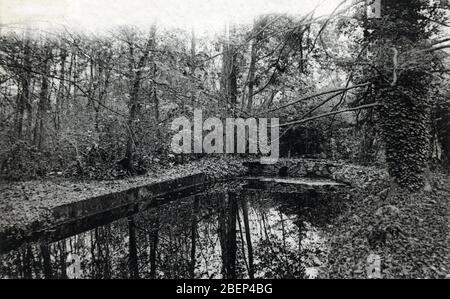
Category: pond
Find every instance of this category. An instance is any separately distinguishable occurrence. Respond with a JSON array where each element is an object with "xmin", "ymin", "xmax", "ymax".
[{"xmin": 0, "ymin": 179, "xmax": 347, "ymax": 279}]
